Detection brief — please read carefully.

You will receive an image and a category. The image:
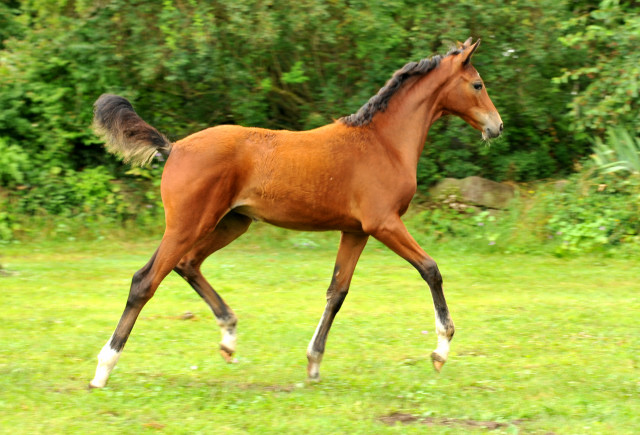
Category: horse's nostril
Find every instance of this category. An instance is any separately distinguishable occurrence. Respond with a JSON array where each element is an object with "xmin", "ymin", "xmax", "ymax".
[{"xmin": 499, "ymin": 123, "xmax": 504, "ymax": 132}]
